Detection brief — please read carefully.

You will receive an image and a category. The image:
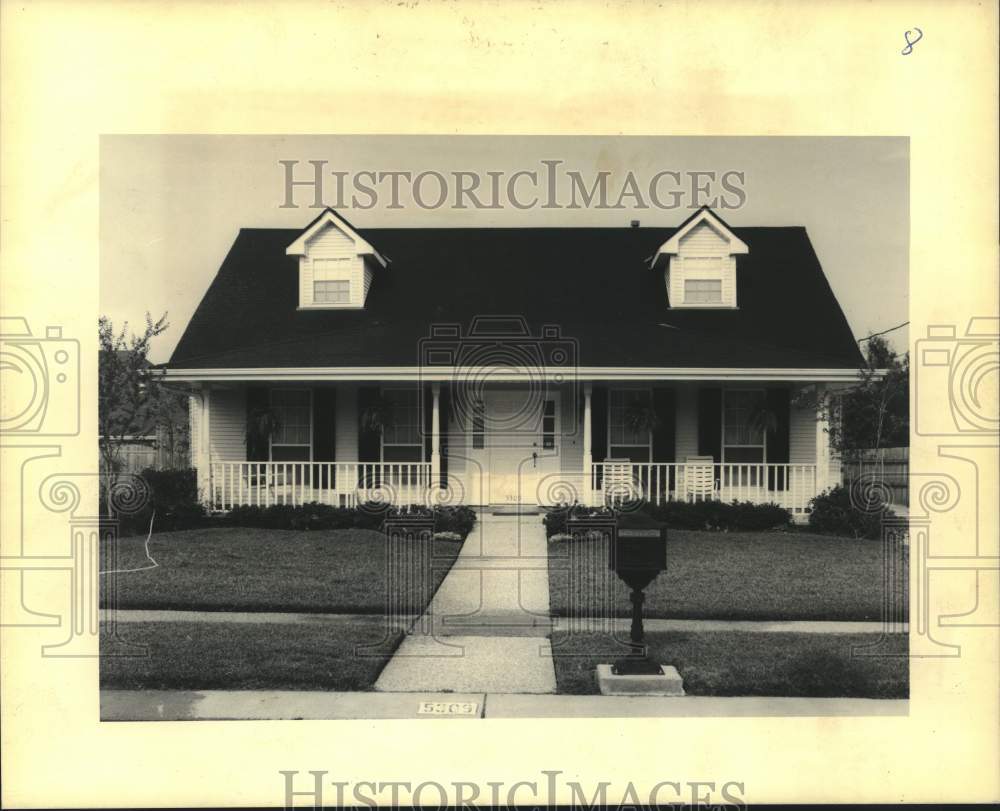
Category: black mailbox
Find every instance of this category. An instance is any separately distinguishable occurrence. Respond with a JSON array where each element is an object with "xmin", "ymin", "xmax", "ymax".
[
  {"xmin": 610, "ymin": 511, "xmax": 669, "ymax": 676},
  {"xmin": 610, "ymin": 512, "xmax": 667, "ymax": 579}
]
